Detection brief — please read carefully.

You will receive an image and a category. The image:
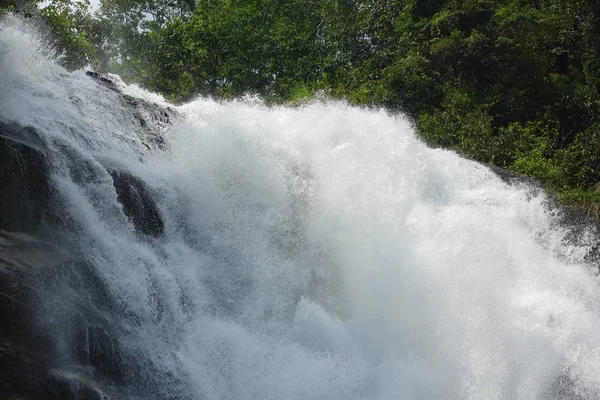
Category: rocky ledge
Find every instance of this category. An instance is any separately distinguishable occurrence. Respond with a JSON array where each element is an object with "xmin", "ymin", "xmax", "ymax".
[
  {"xmin": 484, "ymin": 162, "xmax": 600, "ymax": 273},
  {"xmin": 0, "ymin": 73, "xmax": 176, "ymax": 400},
  {"xmin": 85, "ymin": 71, "xmax": 179, "ymax": 150}
]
